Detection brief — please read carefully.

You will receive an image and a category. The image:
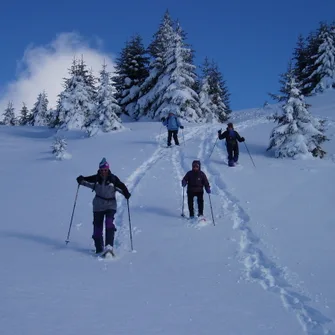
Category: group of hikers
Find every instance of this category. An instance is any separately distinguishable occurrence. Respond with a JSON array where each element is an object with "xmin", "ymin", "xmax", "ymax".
[
  {"xmin": 161, "ymin": 112, "xmax": 245, "ymax": 166},
  {"xmin": 76, "ymin": 112, "xmax": 246, "ymax": 255}
]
